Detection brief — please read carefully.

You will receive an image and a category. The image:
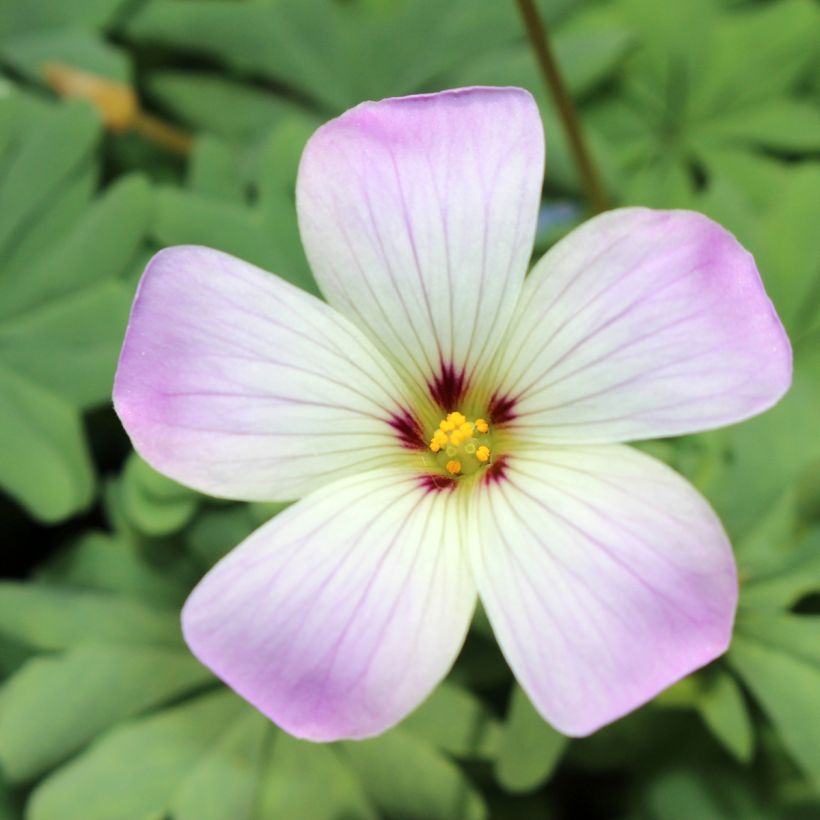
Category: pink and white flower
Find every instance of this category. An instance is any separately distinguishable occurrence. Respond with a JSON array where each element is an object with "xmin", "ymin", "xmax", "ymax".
[{"xmin": 113, "ymin": 87, "xmax": 791, "ymax": 740}]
